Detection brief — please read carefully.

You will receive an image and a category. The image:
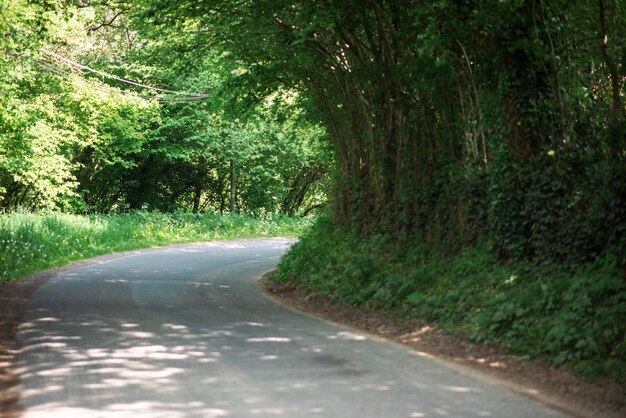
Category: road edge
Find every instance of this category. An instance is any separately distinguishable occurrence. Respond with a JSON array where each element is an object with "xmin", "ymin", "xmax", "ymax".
[
  {"xmin": 0, "ymin": 238, "xmax": 293, "ymax": 417},
  {"xmin": 257, "ymin": 272, "xmax": 625, "ymax": 418}
]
